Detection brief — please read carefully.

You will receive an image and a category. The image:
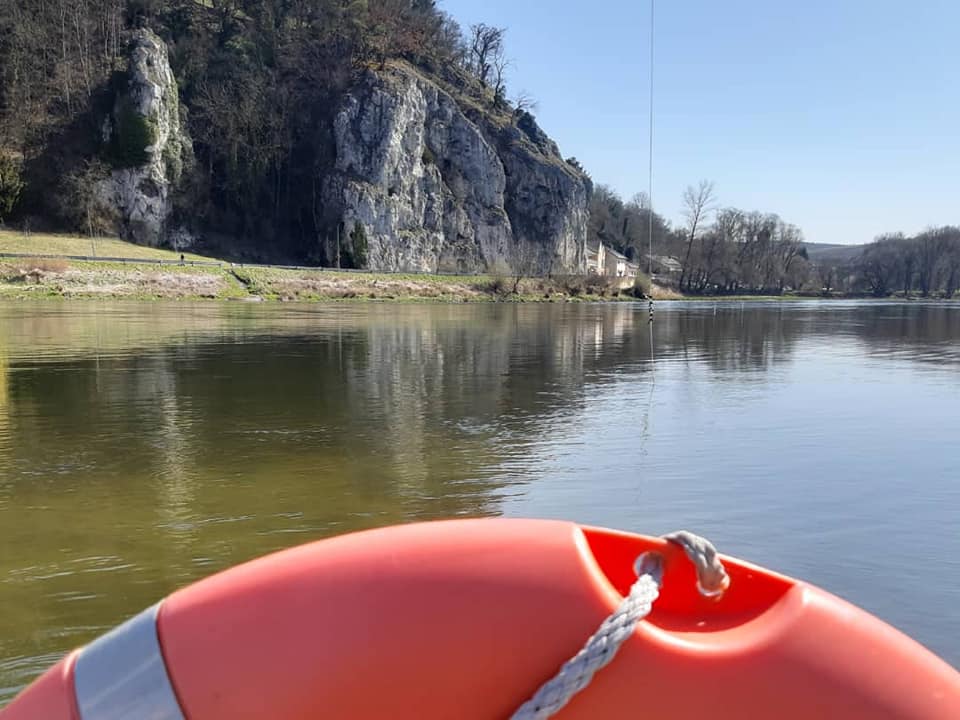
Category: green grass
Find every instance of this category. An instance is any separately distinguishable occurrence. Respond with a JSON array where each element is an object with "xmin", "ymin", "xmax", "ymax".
[{"xmin": 0, "ymin": 230, "xmax": 216, "ymax": 262}]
